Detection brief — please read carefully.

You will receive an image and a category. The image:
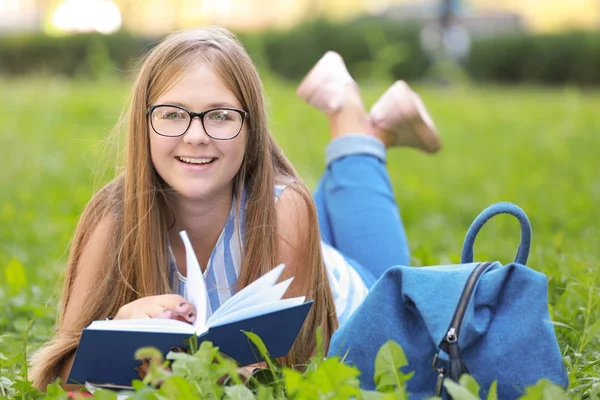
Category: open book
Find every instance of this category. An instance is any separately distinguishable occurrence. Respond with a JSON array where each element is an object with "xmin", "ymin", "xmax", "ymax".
[{"xmin": 67, "ymin": 231, "xmax": 313, "ymax": 388}]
